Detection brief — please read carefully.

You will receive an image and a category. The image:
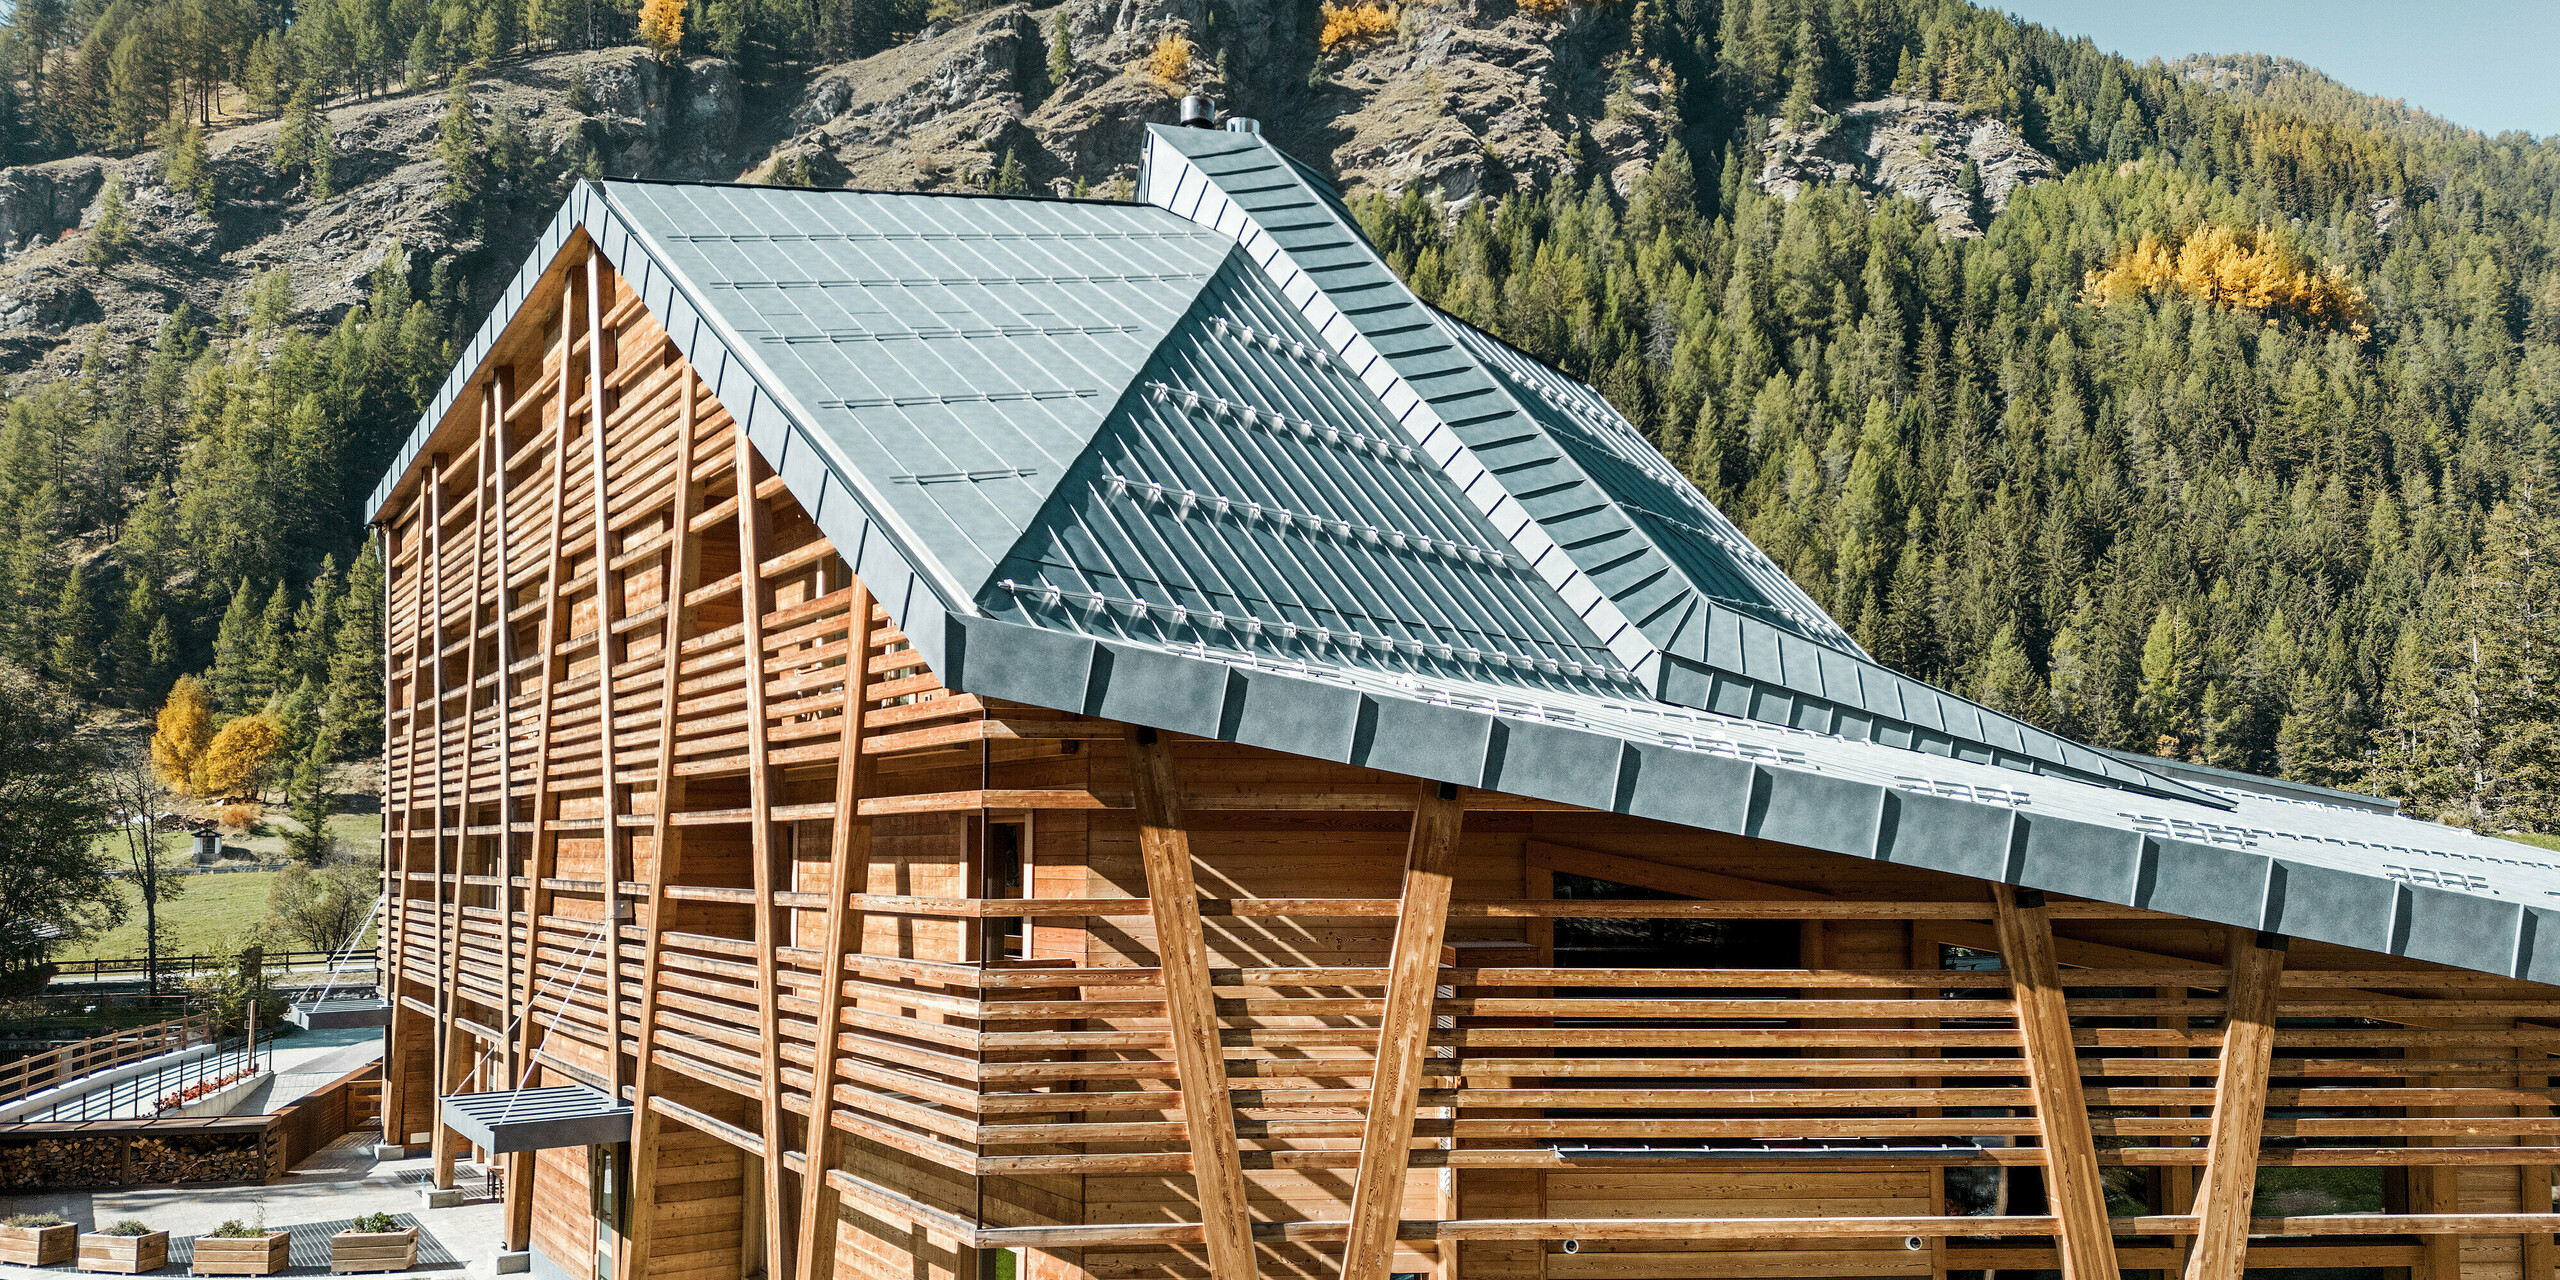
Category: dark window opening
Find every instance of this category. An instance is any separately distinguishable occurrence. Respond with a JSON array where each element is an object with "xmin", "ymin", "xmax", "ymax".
[{"xmin": 984, "ymin": 819, "xmax": 1026, "ymax": 963}]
